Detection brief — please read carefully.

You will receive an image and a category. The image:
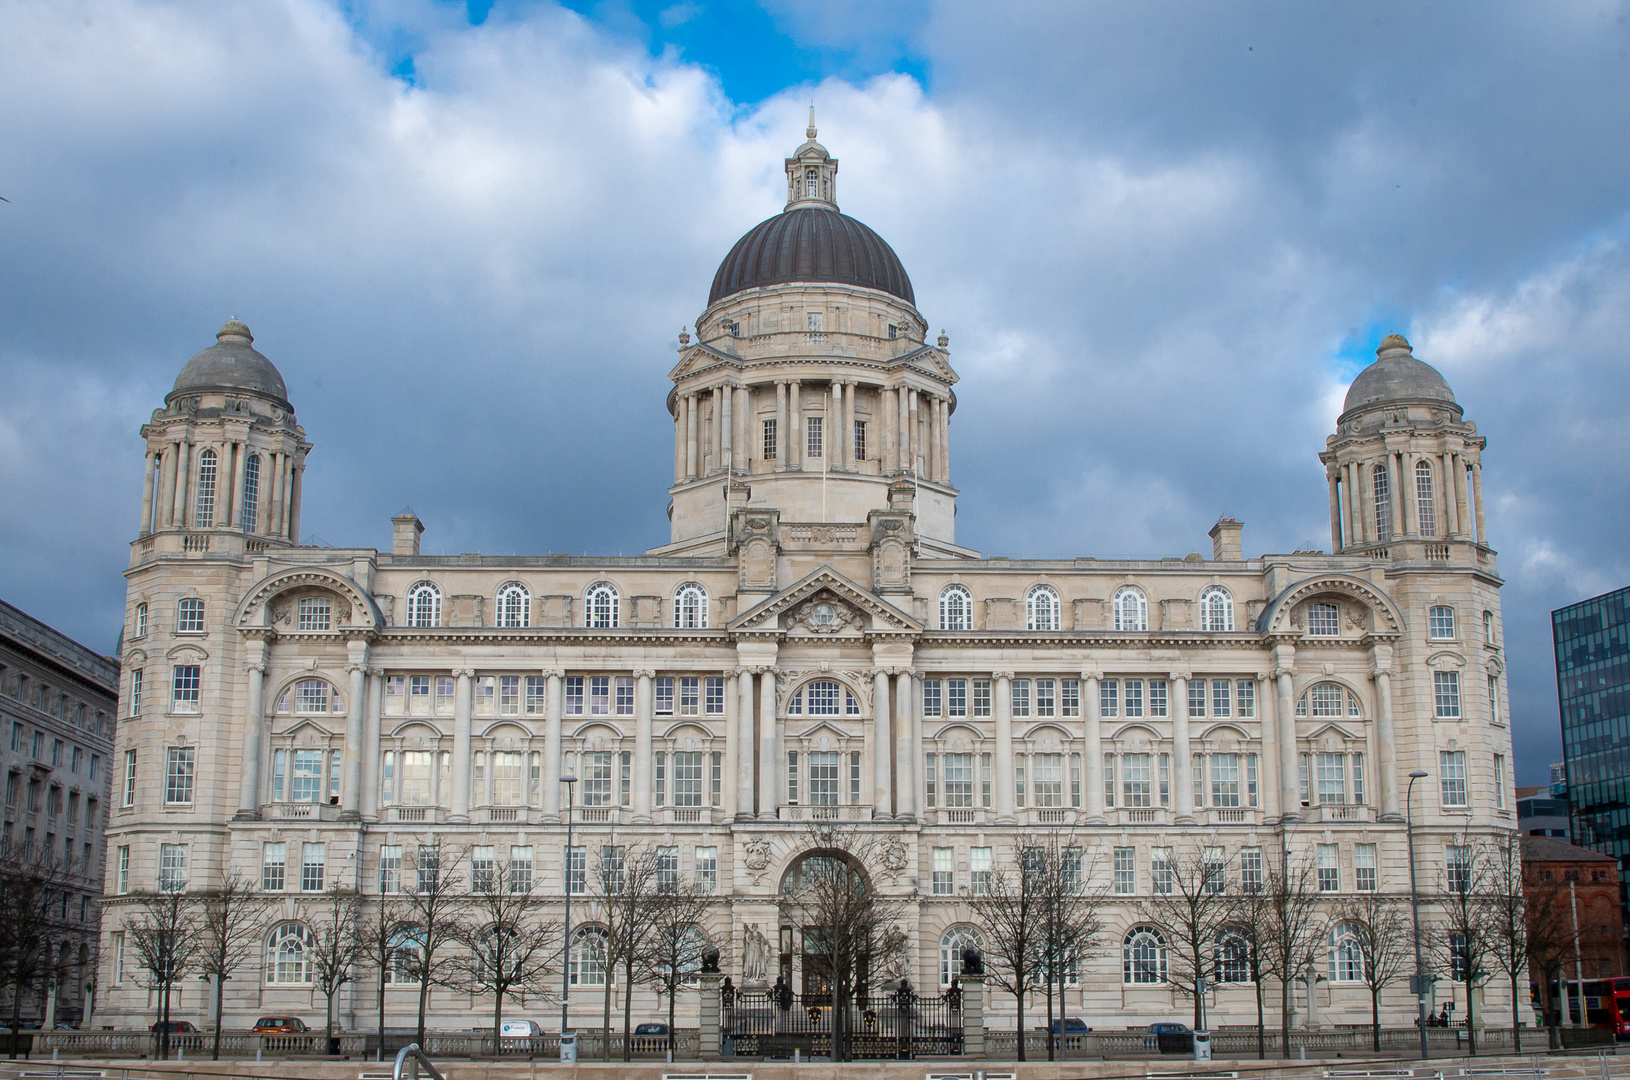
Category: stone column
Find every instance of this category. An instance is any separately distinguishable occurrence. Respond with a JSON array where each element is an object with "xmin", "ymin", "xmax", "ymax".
[
  {"xmin": 833, "ymin": 382, "xmax": 847, "ymax": 469},
  {"xmin": 711, "ymin": 388, "xmax": 724, "ymax": 475},
  {"xmin": 1272, "ymin": 648, "xmax": 1298, "ymax": 821},
  {"xmin": 908, "ymin": 388, "xmax": 920, "ymax": 476},
  {"xmin": 789, "ymin": 379, "xmax": 802, "ymax": 469},
  {"xmin": 896, "ymin": 672, "xmax": 917, "ymax": 819},
  {"xmin": 873, "ymin": 669, "xmax": 892, "ymax": 816},
  {"xmin": 288, "ymin": 458, "xmax": 304, "ymax": 543},
  {"xmin": 1386, "ymin": 451, "xmax": 1403, "ymax": 540},
  {"xmin": 993, "ymin": 672, "xmax": 1015, "ymax": 822},
  {"xmin": 451, "ymin": 668, "xmax": 473, "ymax": 822},
  {"xmin": 171, "ymin": 439, "xmax": 190, "ymax": 526},
  {"xmin": 685, "ymin": 394, "xmax": 699, "ymax": 481},
  {"xmin": 1472, "ymin": 462, "xmax": 1486, "ymax": 542},
  {"xmin": 1371, "ymin": 648, "xmax": 1401, "ymax": 820},
  {"xmin": 1258, "ymin": 669, "xmax": 1280, "ymax": 820},
  {"xmin": 883, "ymin": 387, "xmax": 896, "ymax": 472},
  {"xmin": 229, "ymin": 440, "xmax": 248, "ymax": 528},
  {"xmin": 721, "ymin": 386, "xmax": 733, "ymax": 474},
  {"xmin": 941, "ymin": 397, "xmax": 951, "ymax": 480},
  {"xmin": 1083, "ymin": 672, "xmax": 1105, "ymax": 822},
  {"xmin": 236, "ymin": 645, "xmax": 268, "ymax": 820},
  {"xmin": 279, "ymin": 455, "xmax": 295, "ymax": 539},
  {"xmin": 542, "ymin": 670, "xmax": 563, "ymax": 821},
  {"xmin": 139, "ymin": 451, "xmax": 157, "ymax": 535},
  {"xmin": 1345, "ymin": 462, "xmax": 1365, "ymax": 545},
  {"xmin": 362, "ymin": 669, "xmax": 382, "ymax": 822},
  {"xmin": 343, "ymin": 648, "xmax": 369, "ymax": 820},
  {"xmin": 1172, "ymin": 673, "xmax": 1195, "ymax": 823},
  {"xmin": 899, "ymin": 387, "xmax": 912, "ymax": 474},
  {"xmin": 1442, "ymin": 451, "xmax": 1460, "ymax": 536},
  {"xmin": 961, "ymin": 971, "xmax": 986, "ymax": 1059},
  {"xmin": 1327, "ymin": 471, "xmax": 1343, "ymax": 552},
  {"xmin": 736, "ymin": 669, "xmax": 756, "ymax": 819},
  {"xmin": 775, "ymin": 382, "xmax": 788, "ymax": 469},
  {"xmin": 758, "ymin": 669, "xmax": 777, "ymax": 818},
  {"xmin": 673, "ymin": 407, "xmax": 685, "ymax": 484},
  {"xmin": 1400, "ymin": 451, "xmax": 1418, "ymax": 536},
  {"xmin": 634, "ymin": 669, "xmax": 654, "ymax": 823}
]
